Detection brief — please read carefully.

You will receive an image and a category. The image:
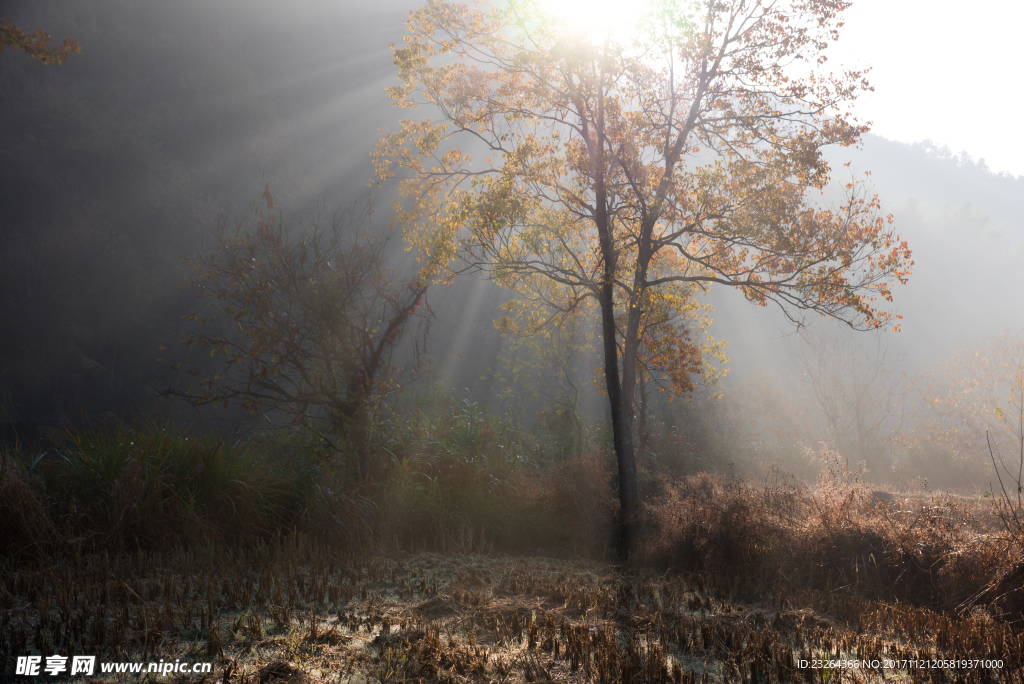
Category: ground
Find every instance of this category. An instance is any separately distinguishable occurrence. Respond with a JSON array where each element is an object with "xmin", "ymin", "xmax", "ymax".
[{"xmin": 3, "ymin": 538, "xmax": 1022, "ymax": 684}]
